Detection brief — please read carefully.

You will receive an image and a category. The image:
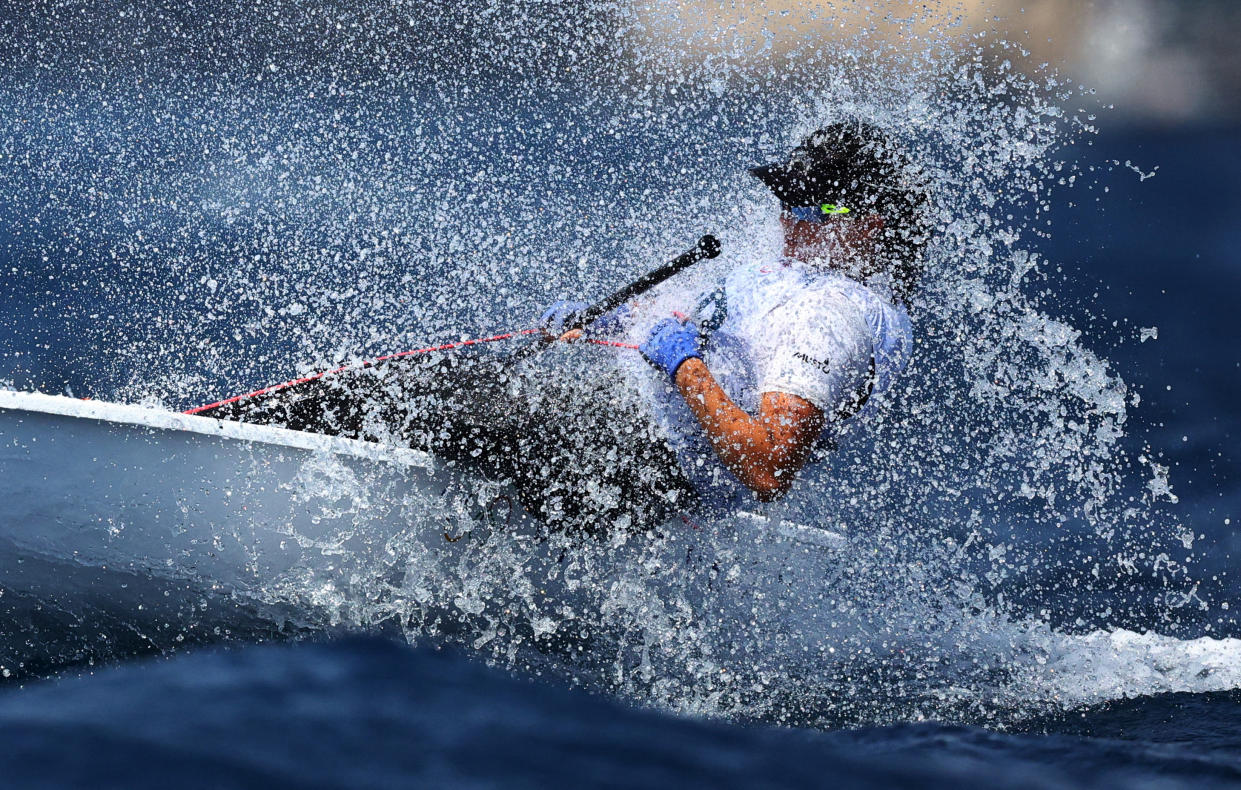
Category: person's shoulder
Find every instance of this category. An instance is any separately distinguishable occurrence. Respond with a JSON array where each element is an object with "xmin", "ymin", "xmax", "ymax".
[
  {"xmin": 724, "ymin": 257, "xmax": 785, "ymax": 285},
  {"xmin": 787, "ymin": 274, "xmax": 868, "ymax": 327}
]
